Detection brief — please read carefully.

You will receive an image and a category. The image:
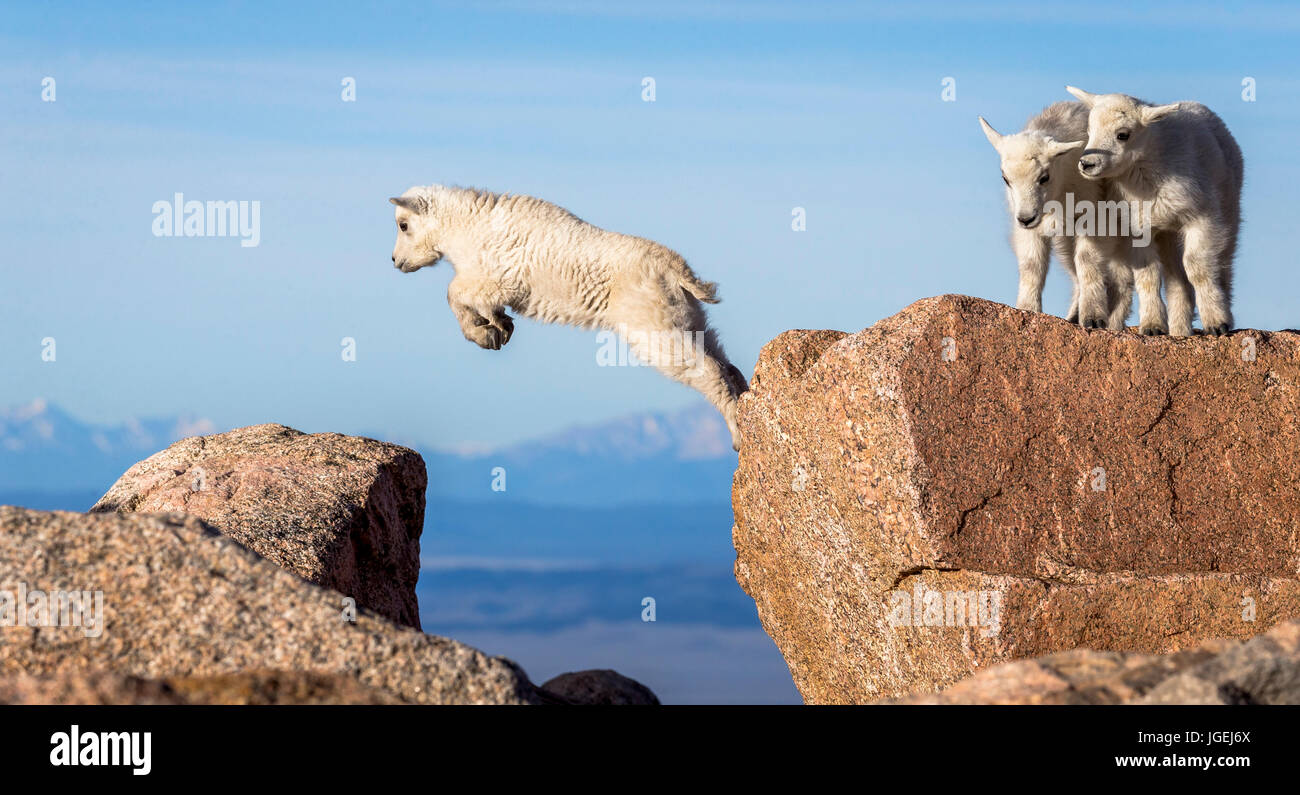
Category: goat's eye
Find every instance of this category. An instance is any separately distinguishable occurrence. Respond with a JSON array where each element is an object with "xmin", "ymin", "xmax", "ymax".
[
  {"xmin": 399, "ymin": 222, "xmax": 408, "ymax": 232},
  {"xmin": 1001, "ymin": 174, "xmax": 1010, "ymax": 186},
  {"xmin": 1116, "ymin": 131, "xmax": 1130, "ymax": 141},
  {"xmin": 1038, "ymin": 172, "xmax": 1050, "ymax": 185}
]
